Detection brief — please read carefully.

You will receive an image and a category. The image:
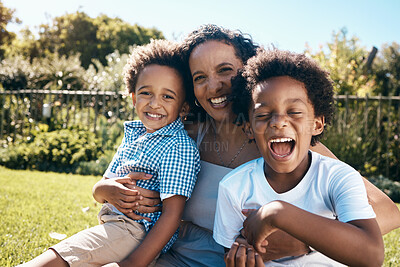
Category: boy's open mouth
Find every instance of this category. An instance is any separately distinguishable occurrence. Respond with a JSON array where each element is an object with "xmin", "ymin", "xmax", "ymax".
[{"xmin": 269, "ymin": 137, "xmax": 295, "ymax": 158}]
